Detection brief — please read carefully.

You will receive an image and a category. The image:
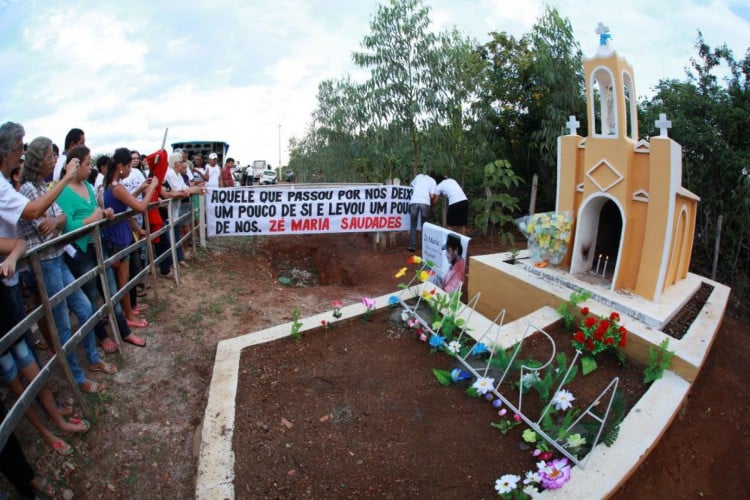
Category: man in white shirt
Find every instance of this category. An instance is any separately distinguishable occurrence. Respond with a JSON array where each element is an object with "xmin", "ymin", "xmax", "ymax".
[
  {"xmin": 204, "ymin": 152, "xmax": 221, "ymax": 188},
  {"xmin": 408, "ymin": 172, "xmax": 437, "ymax": 252},
  {"xmin": 52, "ymin": 128, "xmax": 85, "ymax": 181}
]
